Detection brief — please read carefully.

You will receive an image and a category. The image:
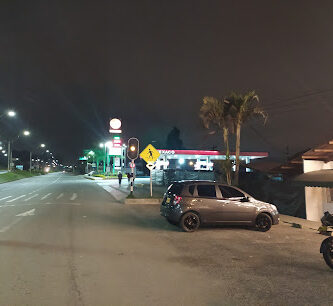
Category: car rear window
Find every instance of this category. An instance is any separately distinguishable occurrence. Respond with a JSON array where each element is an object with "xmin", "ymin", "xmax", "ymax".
[
  {"xmin": 219, "ymin": 186, "xmax": 244, "ymax": 198},
  {"xmin": 168, "ymin": 183, "xmax": 184, "ymax": 195},
  {"xmin": 197, "ymin": 185, "xmax": 216, "ymax": 198}
]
